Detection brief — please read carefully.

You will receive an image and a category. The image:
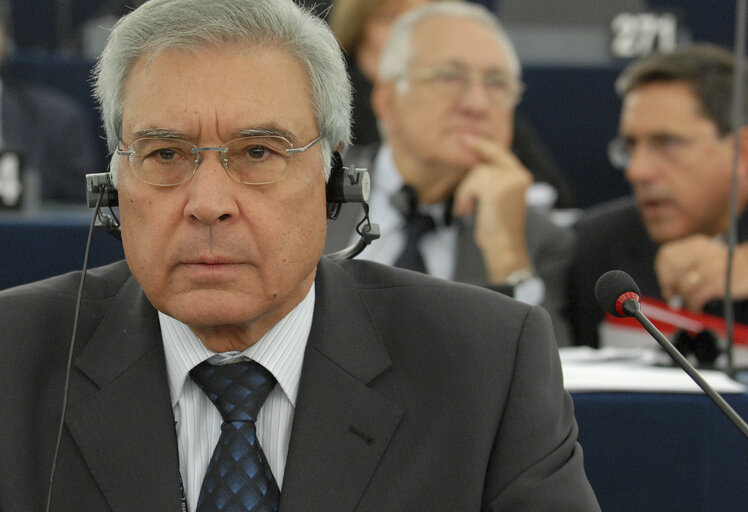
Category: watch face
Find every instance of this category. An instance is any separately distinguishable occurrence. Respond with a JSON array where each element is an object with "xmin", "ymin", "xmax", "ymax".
[
  {"xmin": 513, "ymin": 276, "xmax": 545, "ymax": 307},
  {"xmin": 506, "ymin": 268, "xmax": 533, "ymax": 286}
]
